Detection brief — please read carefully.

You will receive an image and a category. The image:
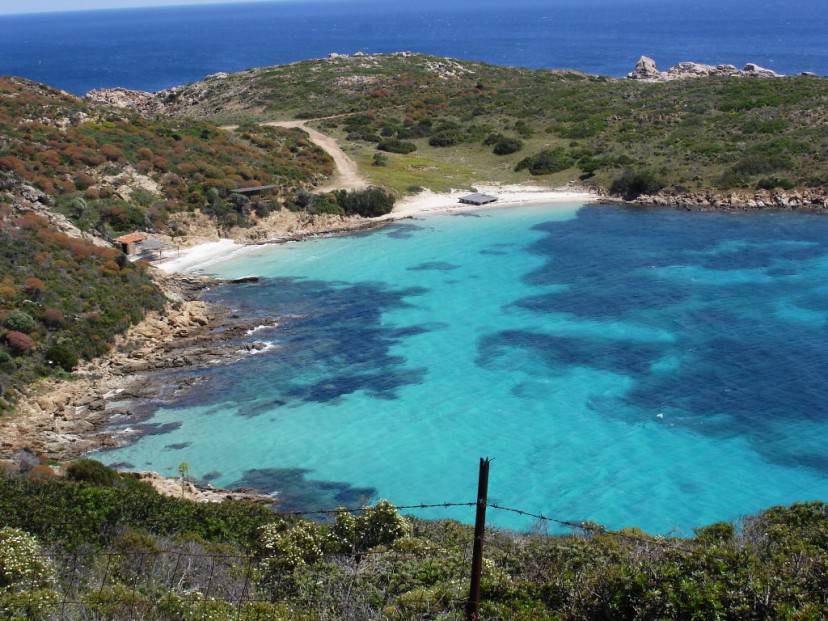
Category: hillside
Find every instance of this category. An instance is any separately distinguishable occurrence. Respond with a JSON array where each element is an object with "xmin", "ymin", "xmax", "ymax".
[
  {"xmin": 0, "ymin": 77, "xmax": 331, "ymax": 408},
  {"xmin": 0, "ymin": 76, "xmax": 336, "ymax": 238},
  {"xmin": 1, "ymin": 462, "xmax": 827, "ymax": 620},
  {"xmin": 149, "ymin": 53, "xmax": 828, "ymax": 204},
  {"xmin": 0, "ymin": 210, "xmax": 165, "ymax": 413}
]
